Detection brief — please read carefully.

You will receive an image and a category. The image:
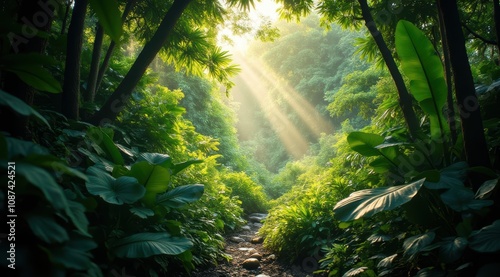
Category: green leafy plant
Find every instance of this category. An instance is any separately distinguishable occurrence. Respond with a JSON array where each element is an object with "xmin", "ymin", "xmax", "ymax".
[{"xmin": 329, "ymin": 20, "xmax": 500, "ymax": 276}]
